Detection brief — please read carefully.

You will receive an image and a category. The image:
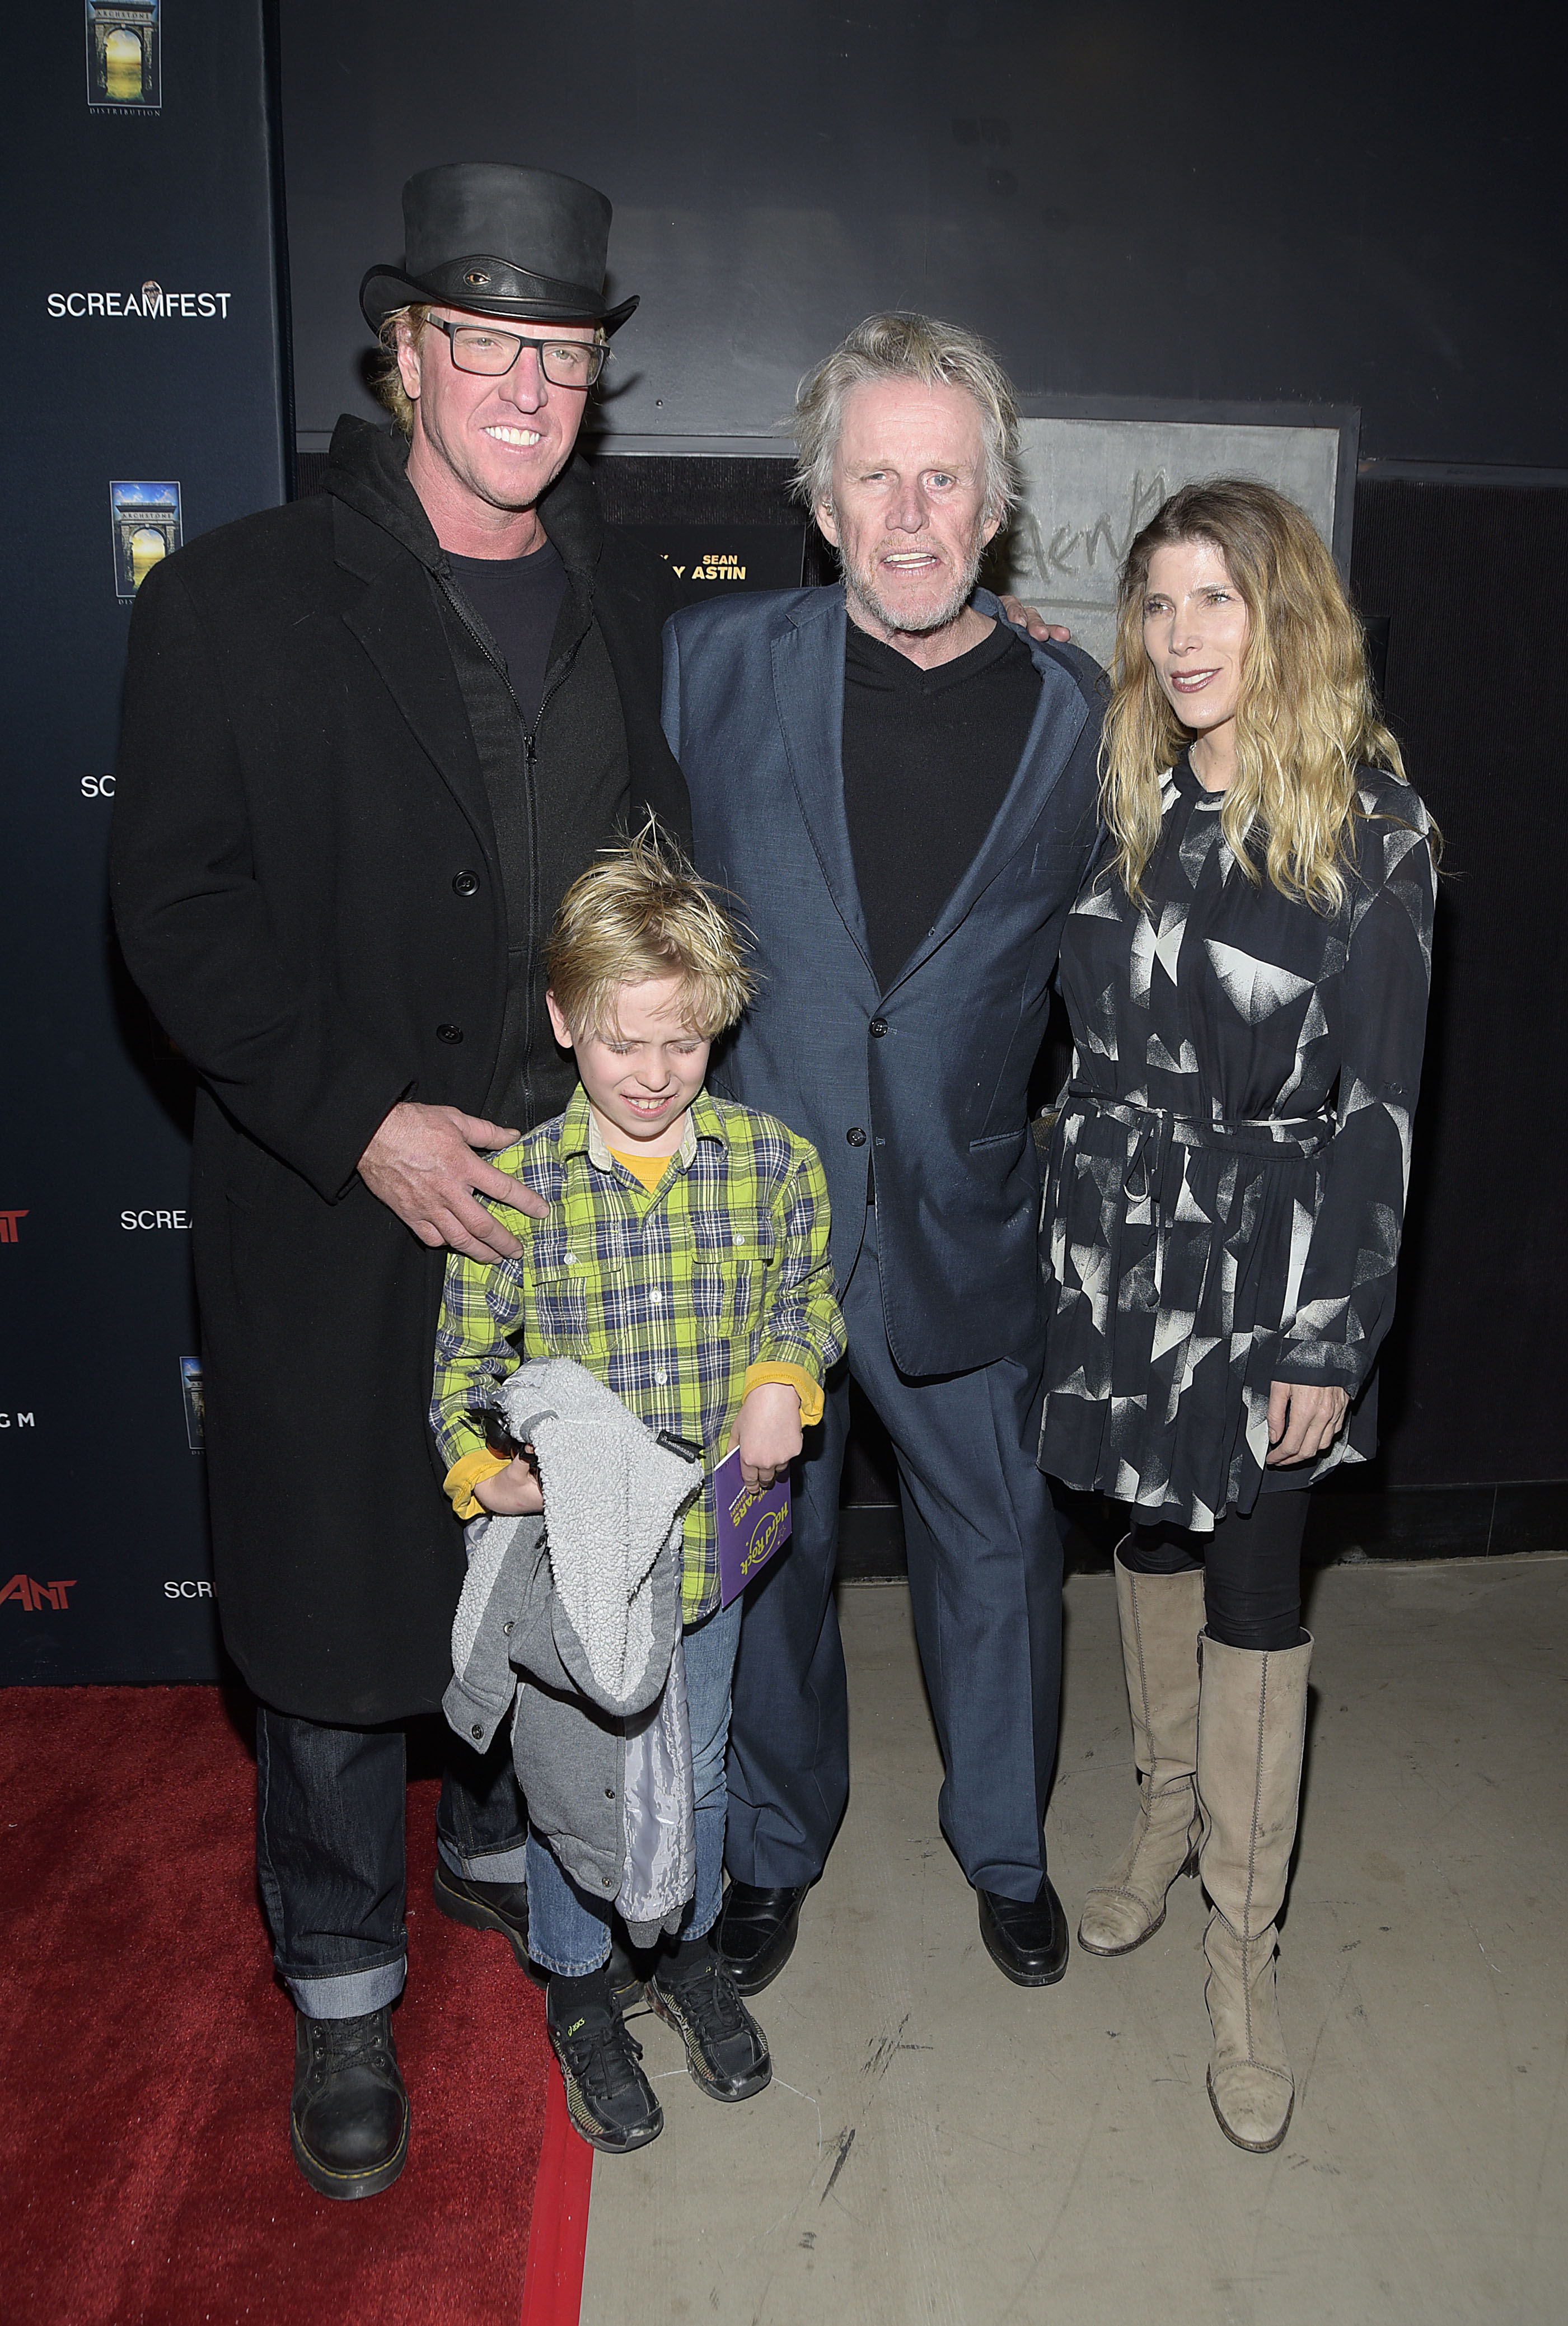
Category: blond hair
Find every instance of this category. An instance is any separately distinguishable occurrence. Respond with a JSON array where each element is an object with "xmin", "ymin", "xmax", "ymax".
[
  {"xmin": 1101, "ymin": 478, "xmax": 1427, "ymax": 913},
  {"xmin": 546, "ymin": 821, "xmax": 755, "ymax": 1042},
  {"xmin": 792, "ymin": 311, "xmax": 1022, "ymax": 523},
  {"xmin": 371, "ymin": 305, "xmax": 432, "ymax": 436},
  {"xmin": 369, "ymin": 304, "xmax": 609, "ymax": 437}
]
